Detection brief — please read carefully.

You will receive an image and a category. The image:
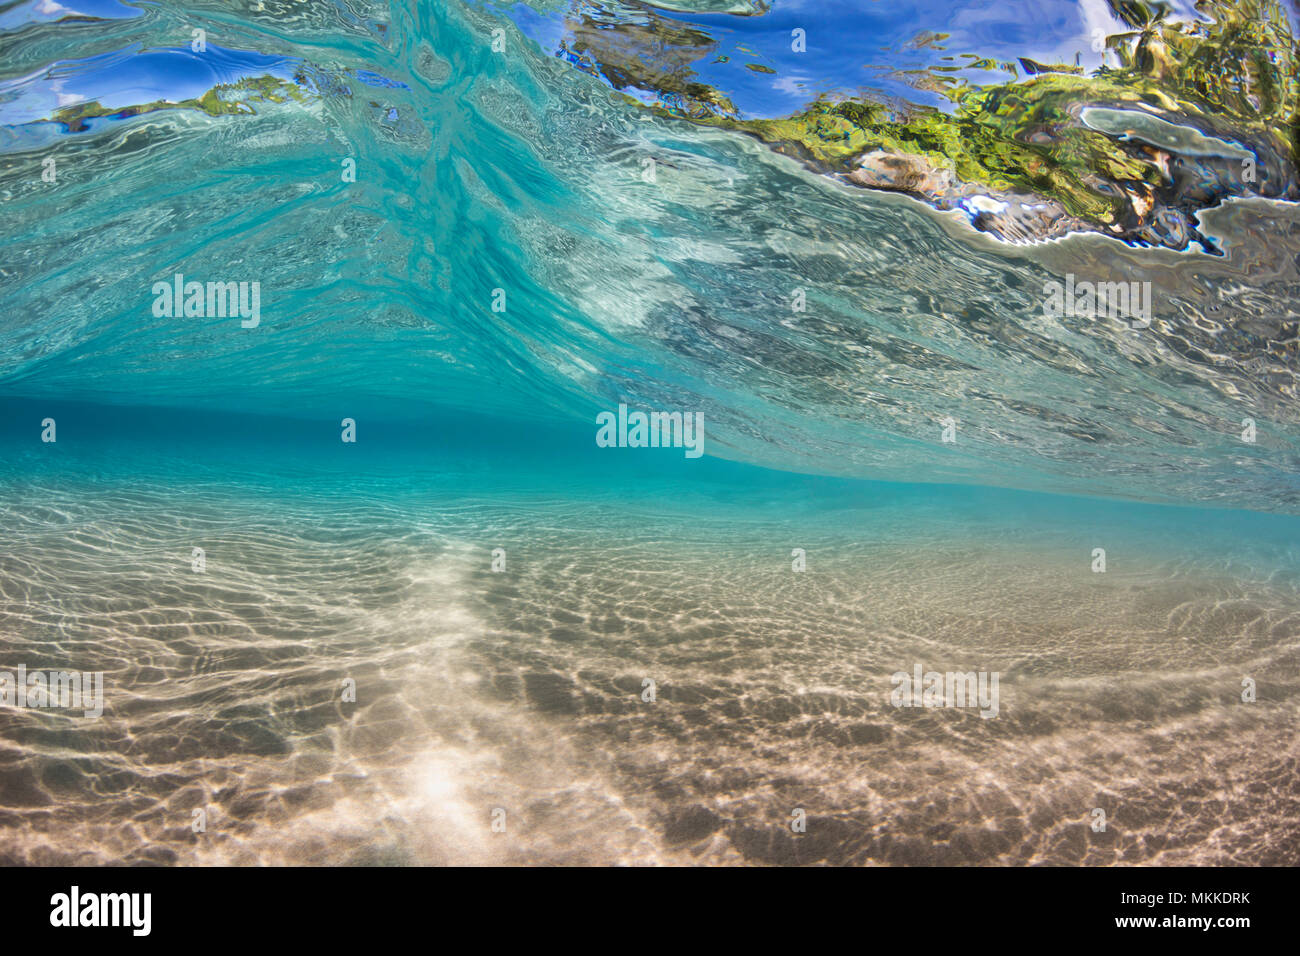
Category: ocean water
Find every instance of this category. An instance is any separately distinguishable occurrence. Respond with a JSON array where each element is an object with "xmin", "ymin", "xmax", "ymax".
[{"xmin": 2, "ymin": 1, "xmax": 1299, "ymax": 865}]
